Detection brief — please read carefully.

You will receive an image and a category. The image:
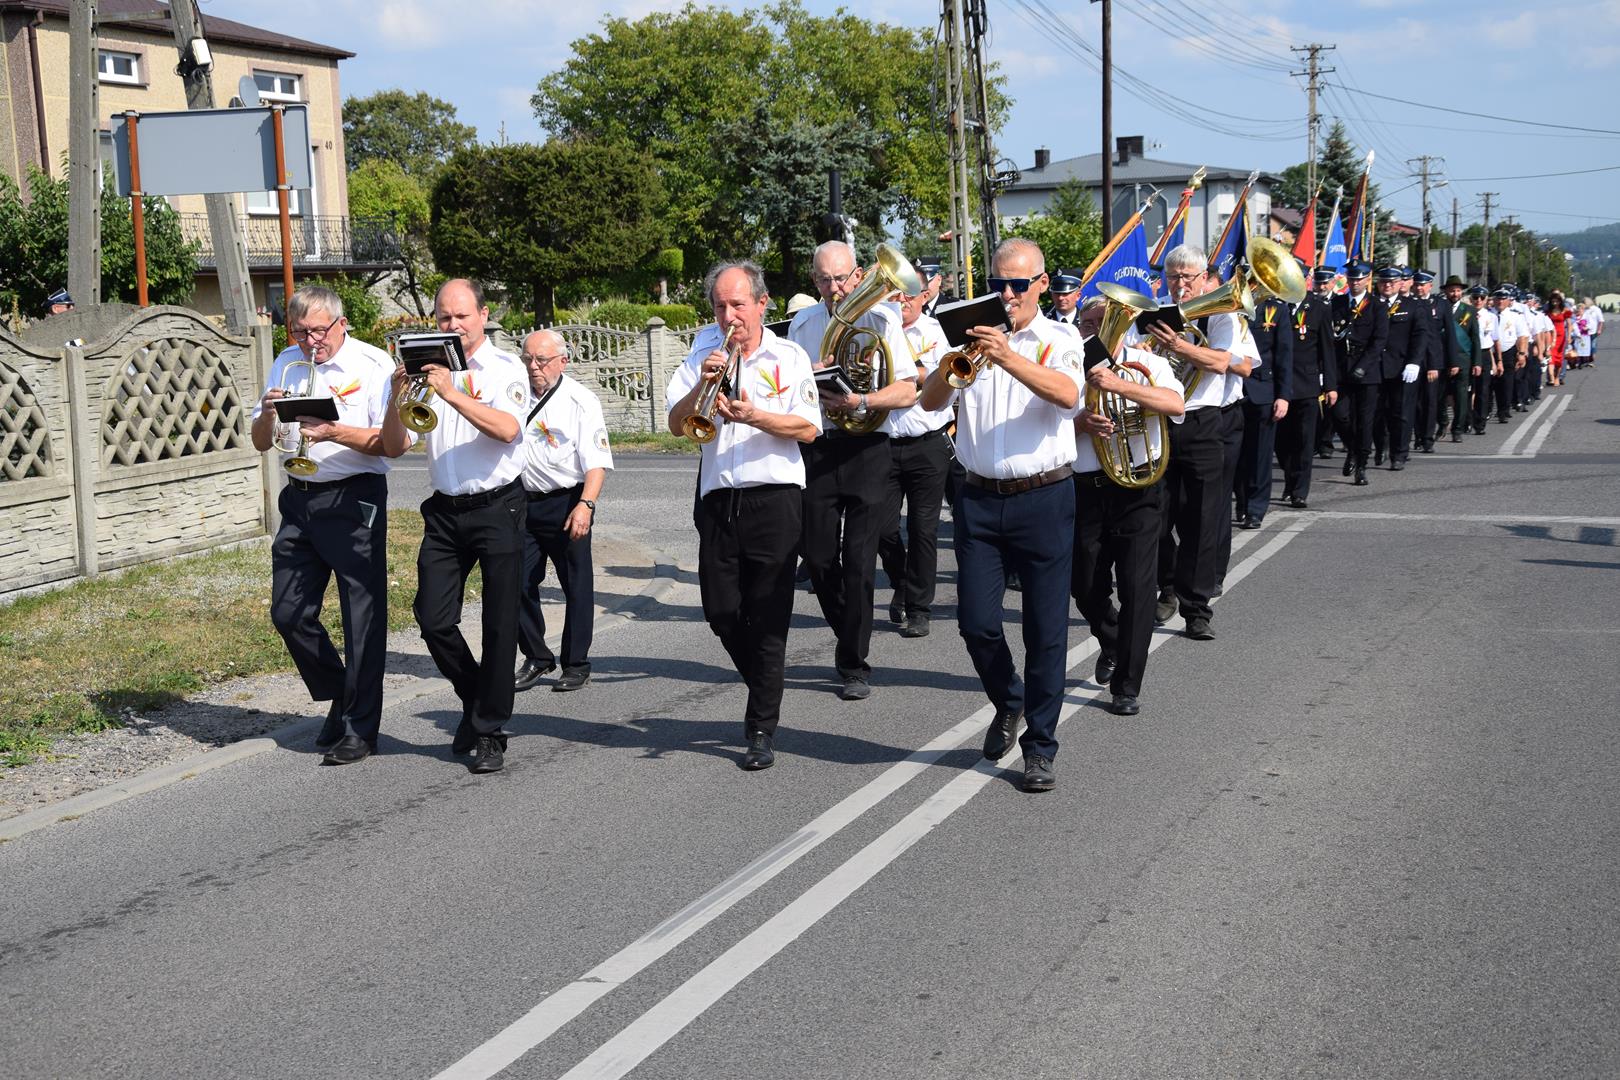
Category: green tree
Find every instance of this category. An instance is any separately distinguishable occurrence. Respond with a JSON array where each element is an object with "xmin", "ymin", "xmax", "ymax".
[
  {"xmin": 342, "ymin": 90, "xmax": 478, "ymax": 181},
  {"xmin": 429, "ymin": 140, "xmax": 666, "ymax": 323},
  {"xmin": 0, "ymin": 165, "xmax": 197, "ymax": 318},
  {"xmin": 1001, "ymin": 180, "xmax": 1103, "ymax": 274},
  {"xmin": 348, "ymin": 159, "xmax": 436, "ymax": 315}
]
